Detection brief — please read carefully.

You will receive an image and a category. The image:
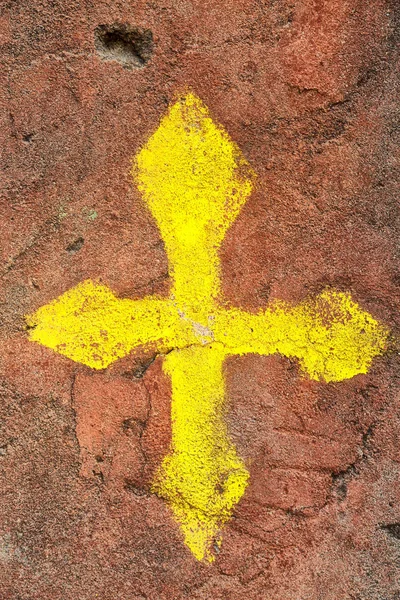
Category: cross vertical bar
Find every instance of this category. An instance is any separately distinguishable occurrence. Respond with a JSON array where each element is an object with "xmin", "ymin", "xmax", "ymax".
[{"xmin": 152, "ymin": 344, "xmax": 249, "ymax": 561}]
